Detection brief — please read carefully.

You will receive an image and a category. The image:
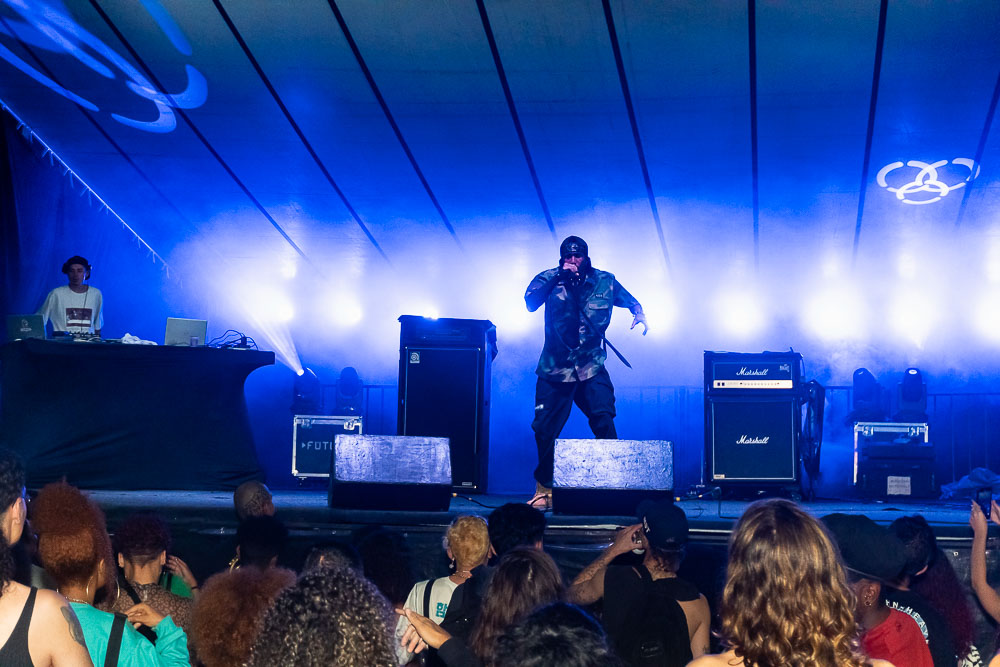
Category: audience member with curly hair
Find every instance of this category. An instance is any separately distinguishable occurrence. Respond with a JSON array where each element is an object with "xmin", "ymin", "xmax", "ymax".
[
  {"xmin": 249, "ymin": 563, "xmax": 396, "ymax": 666},
  {"xmin": 105, "ymin": 512, "xmax": 193, "ymax": 631},
  {"xmin": 690, "ymin": 500, "xmax": 891, "ymax": 667},
  {"xmin": 31, "ymin": 481, "xmax": 189, "ymax": 666},
  {"xmin": 190, "ymin": 565, "xmax": 295, "ymax": 667},
  {"xmin": 401, "ymin": 546, "xmax": 566, "ymax": 667},
  {"xmin": 492, "ymin": 602, "xmax": 621, "ymax": 667},
  {"xmin": 396, "ymin": 515, "xmax": 491, "ymax": 663},
  {"xmin": 0, "ymin": 449, "xmax": 92, "ymax": 666}
]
